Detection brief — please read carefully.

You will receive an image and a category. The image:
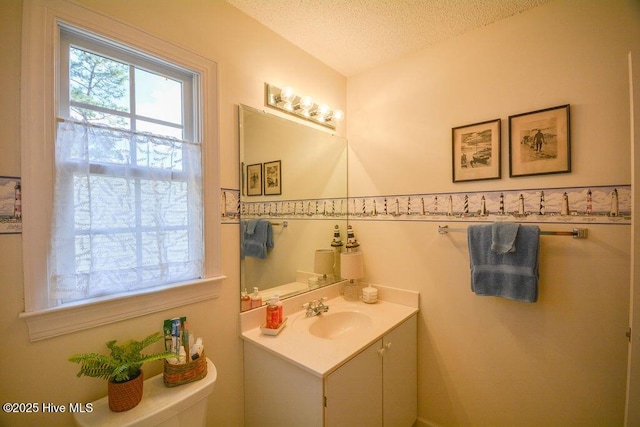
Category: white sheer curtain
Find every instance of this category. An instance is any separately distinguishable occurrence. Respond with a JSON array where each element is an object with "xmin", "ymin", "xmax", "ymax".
[{"xmin": 49, "ymin": 120, "xmax": 203, "ymax": 303}]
